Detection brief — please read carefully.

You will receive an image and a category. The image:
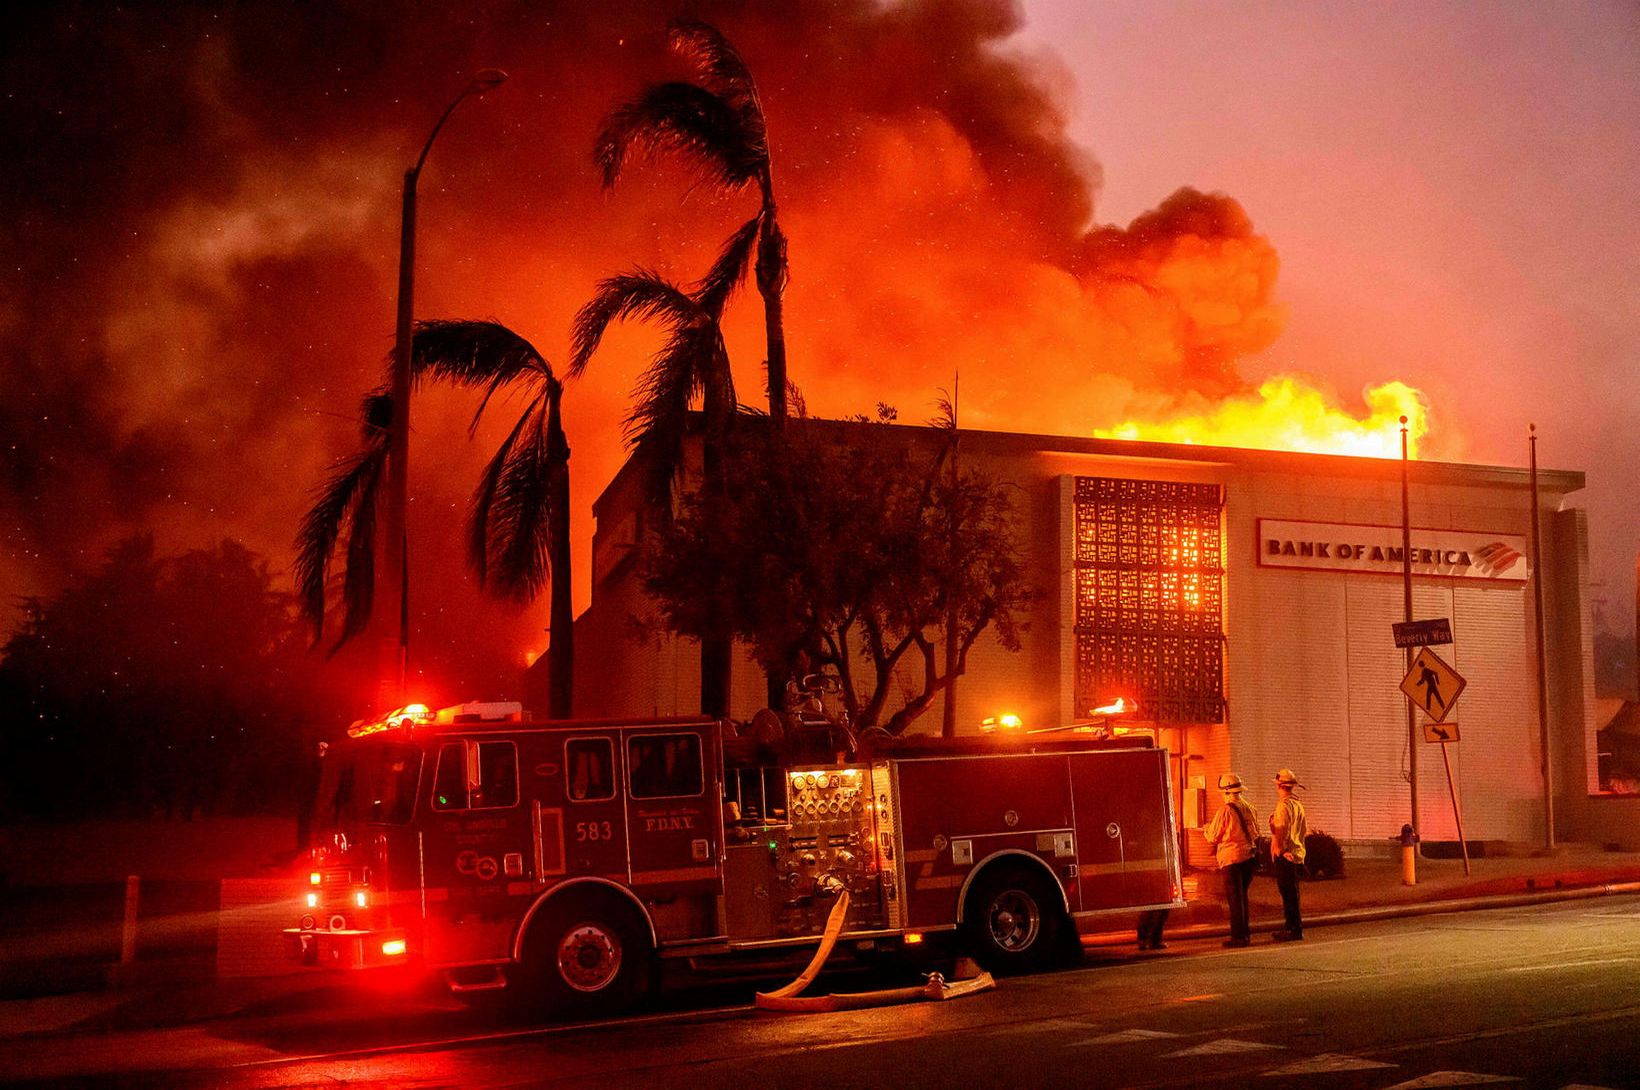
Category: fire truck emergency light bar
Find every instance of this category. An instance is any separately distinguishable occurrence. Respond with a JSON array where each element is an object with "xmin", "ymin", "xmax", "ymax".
[{"xmin": 347, "ymin": 701, "xmax": 523, "ymax": 738}]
